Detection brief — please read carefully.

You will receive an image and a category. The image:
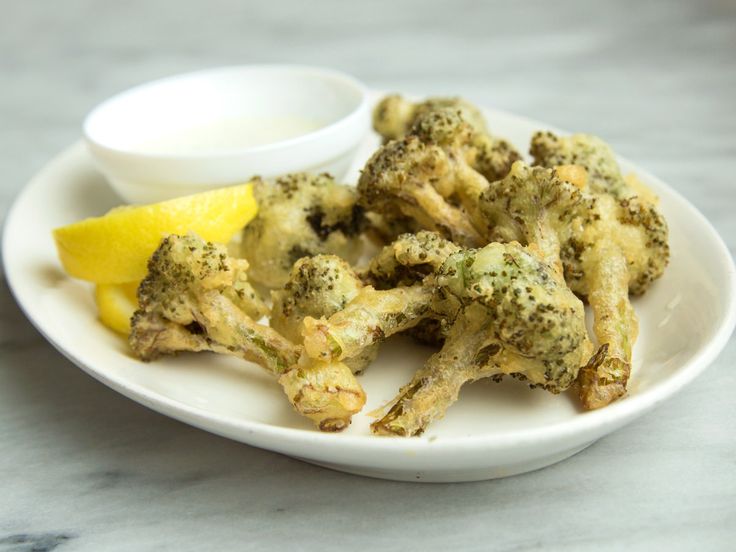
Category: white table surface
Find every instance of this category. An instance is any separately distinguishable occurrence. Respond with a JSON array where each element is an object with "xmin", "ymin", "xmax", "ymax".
[{"xmin": 1, "ymin": 1, "xmax": 734, "ymax": 550}]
